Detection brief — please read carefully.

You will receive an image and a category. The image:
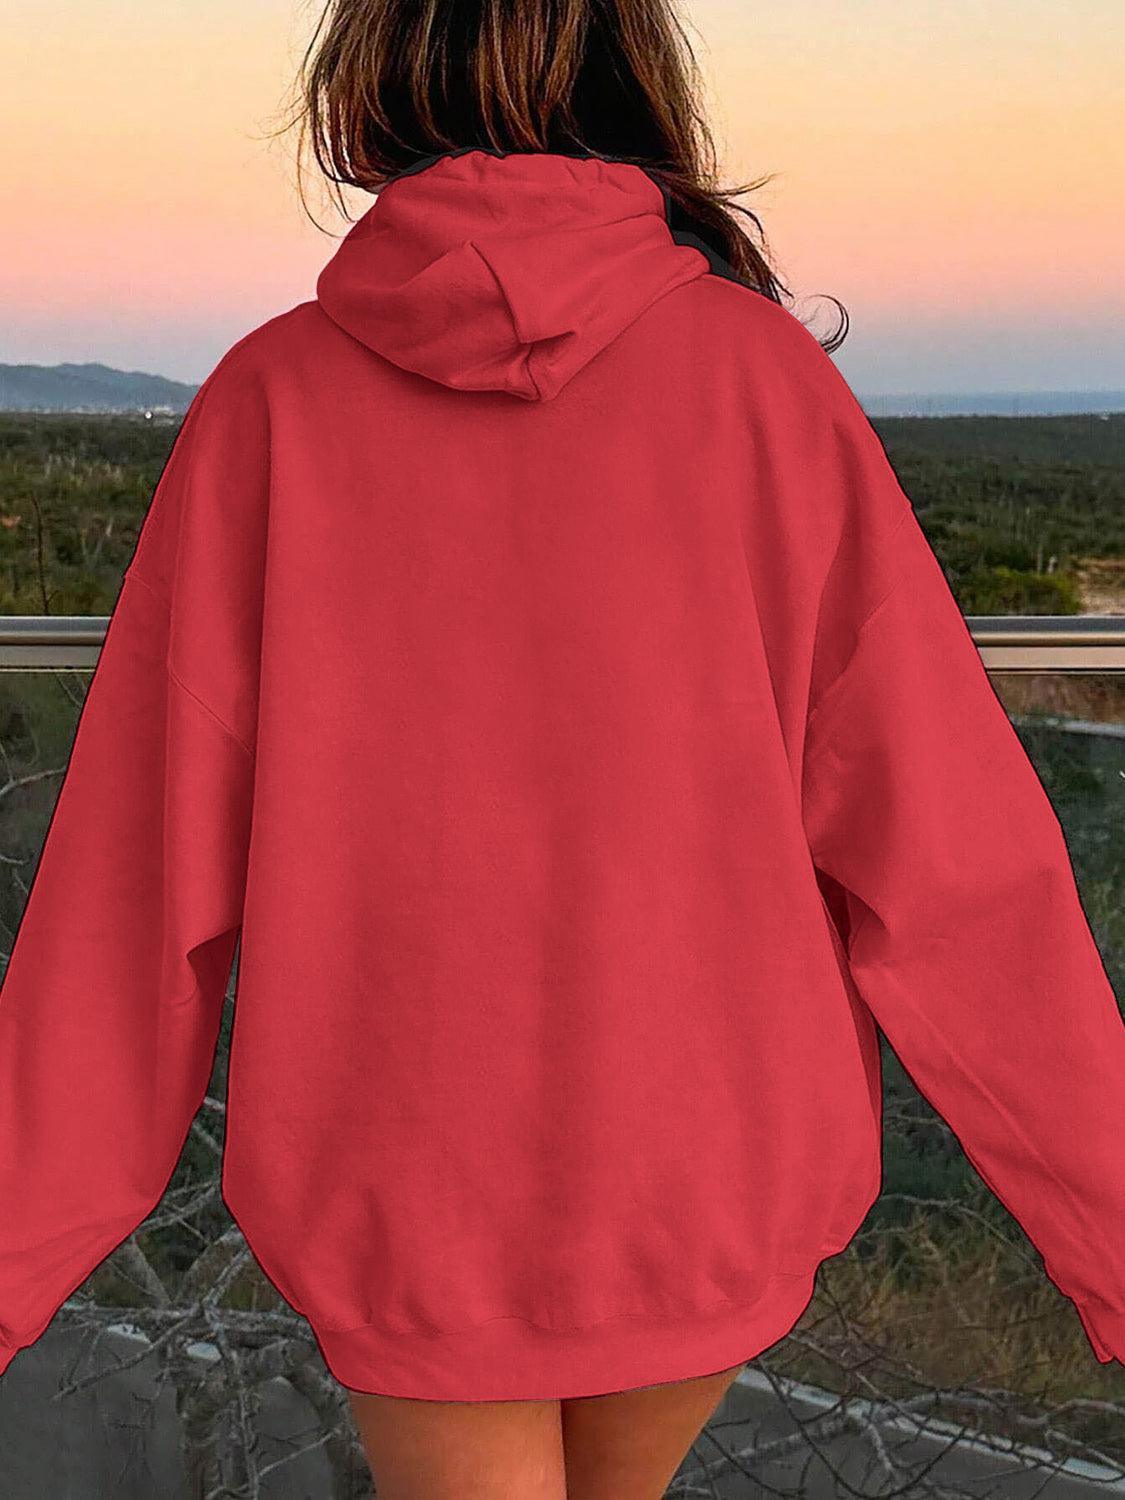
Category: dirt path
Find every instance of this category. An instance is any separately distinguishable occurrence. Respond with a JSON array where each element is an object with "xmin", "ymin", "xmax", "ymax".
[{"xmin": 1073, "ymin": 557, "xmax": 1125, "ymax": 615}]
